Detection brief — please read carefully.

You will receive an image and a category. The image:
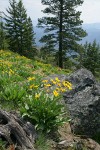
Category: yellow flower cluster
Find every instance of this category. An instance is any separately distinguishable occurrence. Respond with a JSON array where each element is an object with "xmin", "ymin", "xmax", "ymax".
[
  {"xmin": 42, "ymin": 77, "xmax": 72, "ymax": 97},
  {"xmin": 62, "ymin": 81, "xmax": 72, "ymax": 90},
  {"xmin": 29, "ymin": 84, "xmax": 39, "ymax": 89},
  {"xmin": 0, "ymin": 50, "xmax": 72, "ymax": 103},
  {"xmin": 9, "ymin": 69, "xmax": 15, "ymax": 76},
  {"xmin": 35, "ymin": 93, "xmax": 40, "ymax": 99},
  {"xmin": 53, "ymin": 90, "xmax": 59, "ymax": 97},
  {"xmin": 0, "ymin": 50, "xmax": 11, "ymax": 57},
  {"xmin": 28, "ymin": 76, "xmax": 35, "ymax": 81},
  {"xmin": 0, "ymin": 60, "xmax": 12, "ymax": 67}
]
